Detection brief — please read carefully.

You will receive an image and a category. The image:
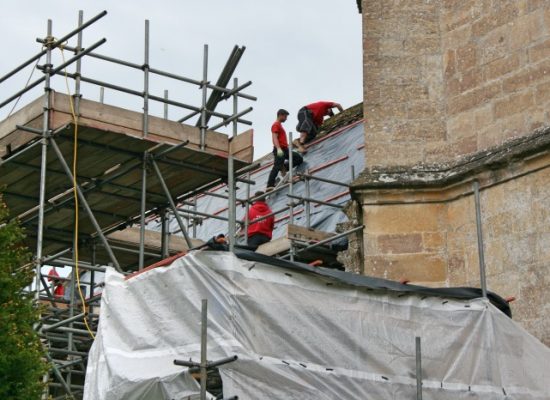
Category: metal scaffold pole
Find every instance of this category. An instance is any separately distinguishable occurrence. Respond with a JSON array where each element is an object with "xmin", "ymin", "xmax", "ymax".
[
  {"xmin": 139, "ymin": 153, "xmax": 147, "ymax": 270},
  {"xmin": 200, "ymin": 44, "xmax": 208, "ymax": 150},
  {"xmin": 200, "ymin": 299, "xmax": 208, "ymax": 400},
  {"xmin": 35, "ymin": 19, "xmax": 53, "ymax": 302},
  {"xmin": 143, "ymin": 19, "xmax": 150, "ymax": 139},
  {"xmin": 227, "ymin": 77, "xmax": 238, "ymax": 252},
  {"xmin": 288, "ymin": 132, "xmax": 295, "ymax": 261},
  {"xmin": 473, "ymin": 180, "xmax": 488, "ymax": 298},
  {"xmin": 416, "ymin": 336, "xmax": 423, "ymax": 400}
]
